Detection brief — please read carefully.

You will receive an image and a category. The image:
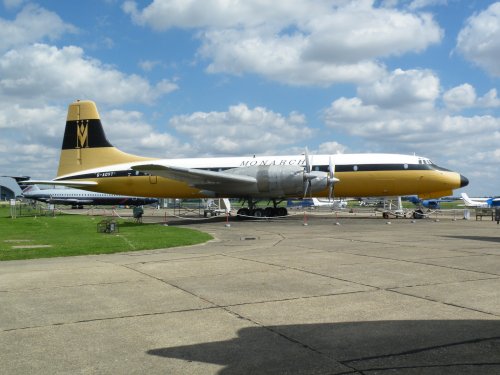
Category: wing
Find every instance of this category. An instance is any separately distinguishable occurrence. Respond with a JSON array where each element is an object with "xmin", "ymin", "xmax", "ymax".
[{"xmin": 131, "ymin": 164, "xmax": 256, "ymax": 187}]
